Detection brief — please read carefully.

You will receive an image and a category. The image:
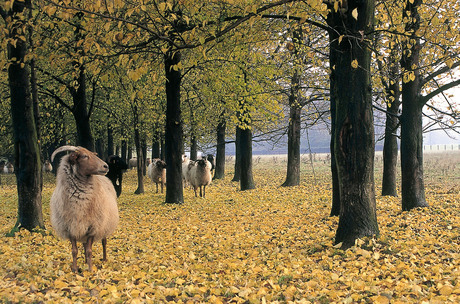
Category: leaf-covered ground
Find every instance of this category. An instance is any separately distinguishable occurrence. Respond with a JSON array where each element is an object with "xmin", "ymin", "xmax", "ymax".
[{"xmin": 0, "ymin": 153, "xmax": 459, "ymax": 303}]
